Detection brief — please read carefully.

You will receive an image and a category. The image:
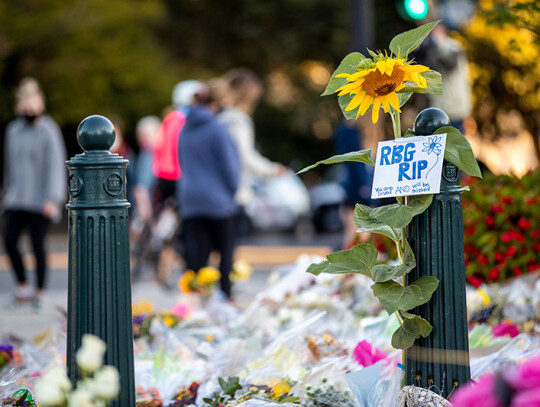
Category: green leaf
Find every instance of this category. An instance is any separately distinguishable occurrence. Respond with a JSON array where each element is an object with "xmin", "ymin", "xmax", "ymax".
[
  {"xmin": 399, "ymin": 70, "xmax": 442, "ymax": 95},
  {"xmin": 371, "ymin": 241, "xmax": 416, "ymax": 282},
  {"xmin": 391, "ymin": 312, "xmax": 433, "ymax": 349},
  {"xmin": 297, "ymin": 149, "xmax": 374, "ymax": 174},
  {"xmin": 369, "ymin": 195, "xmax": 433, "ymax": 229},
  {"xmin": 389, "ymin": 21, "xmax": 440, "ymax": 58},
  {"xmin": 353, "ymin": 204, "xmax": 401, "ymax": 243},
  {"xmin": 219, "ymin": 376, "xmax": 242, "ymax": 397},
  {"xmin": 306, "ymin": 243, "xmax": 378, "ymax": 278},
  {"xmin": 322, "ymin": 52, "xmax": 367, "ymax": 96},
  {"xmin": 399, "ymin": 92, "xmax": 413, "ymax": 107},
  {"xmin": 434, "ymin": 126, "xmax": 483, "ymax": 178},
  {"xmin": 403, "ymin": 128, "xmax": 416, "ymax": 138},
  {"xmin": 371, "ymin": 276, "xmax": 439, "ymax": 314},
  {"xmin": 338, "ymin": 93, "xmax": 360, "ymax": 120}
]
